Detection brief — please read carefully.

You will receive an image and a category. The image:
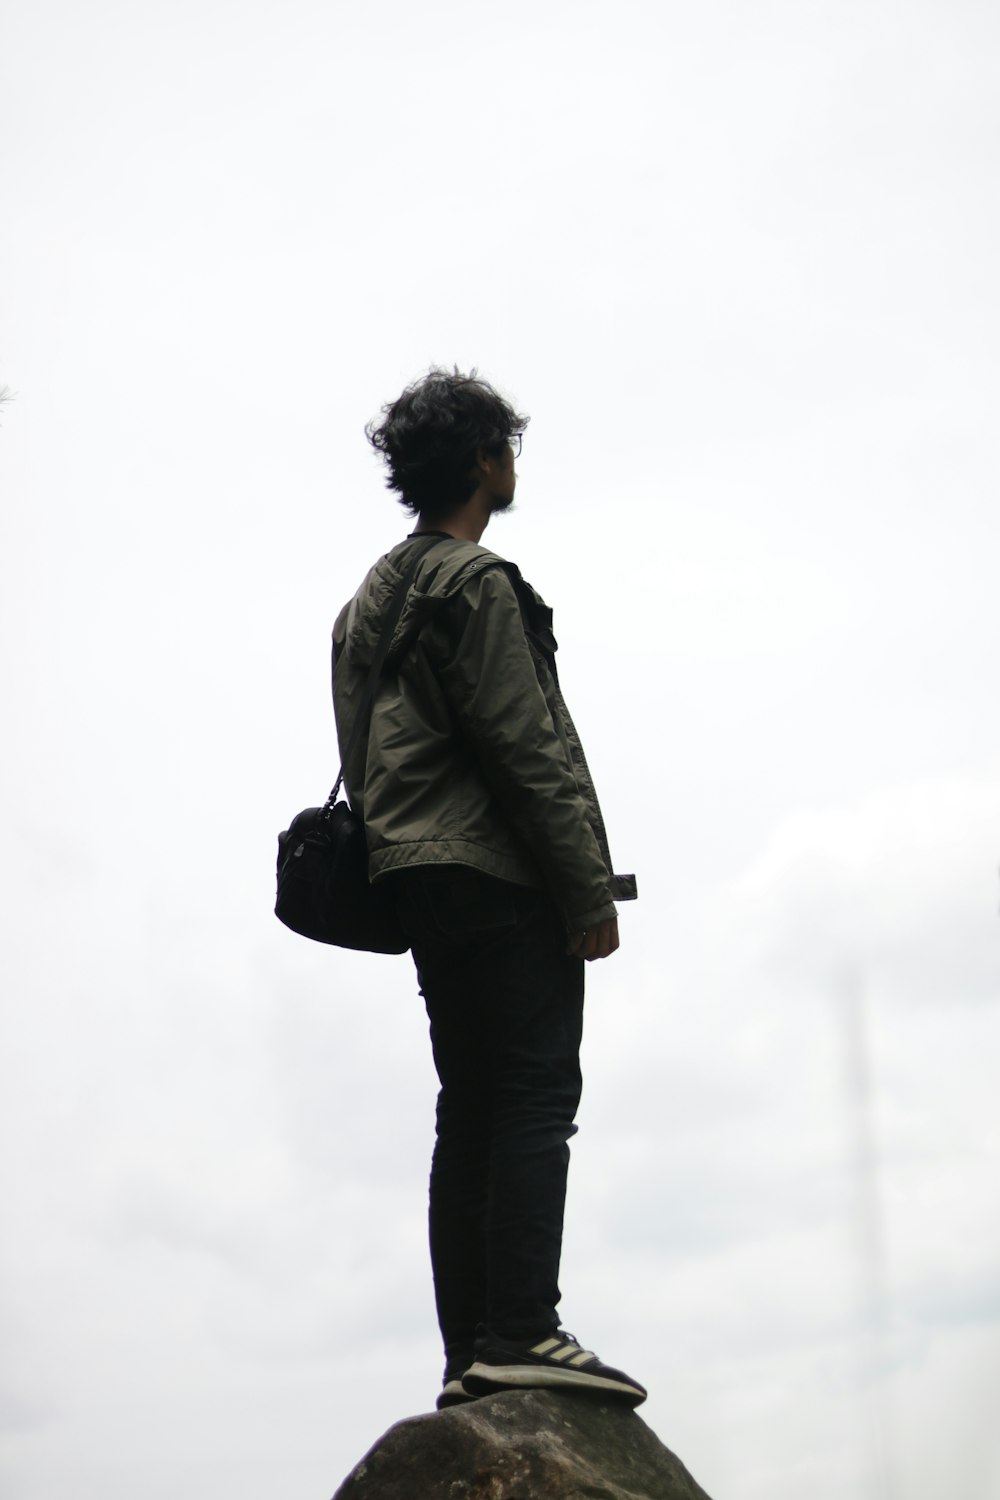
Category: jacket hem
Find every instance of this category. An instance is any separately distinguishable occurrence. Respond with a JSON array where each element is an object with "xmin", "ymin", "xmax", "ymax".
[{"xmin": 369, "ymin": 839, "xmax": 543, "ymax": 892}]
